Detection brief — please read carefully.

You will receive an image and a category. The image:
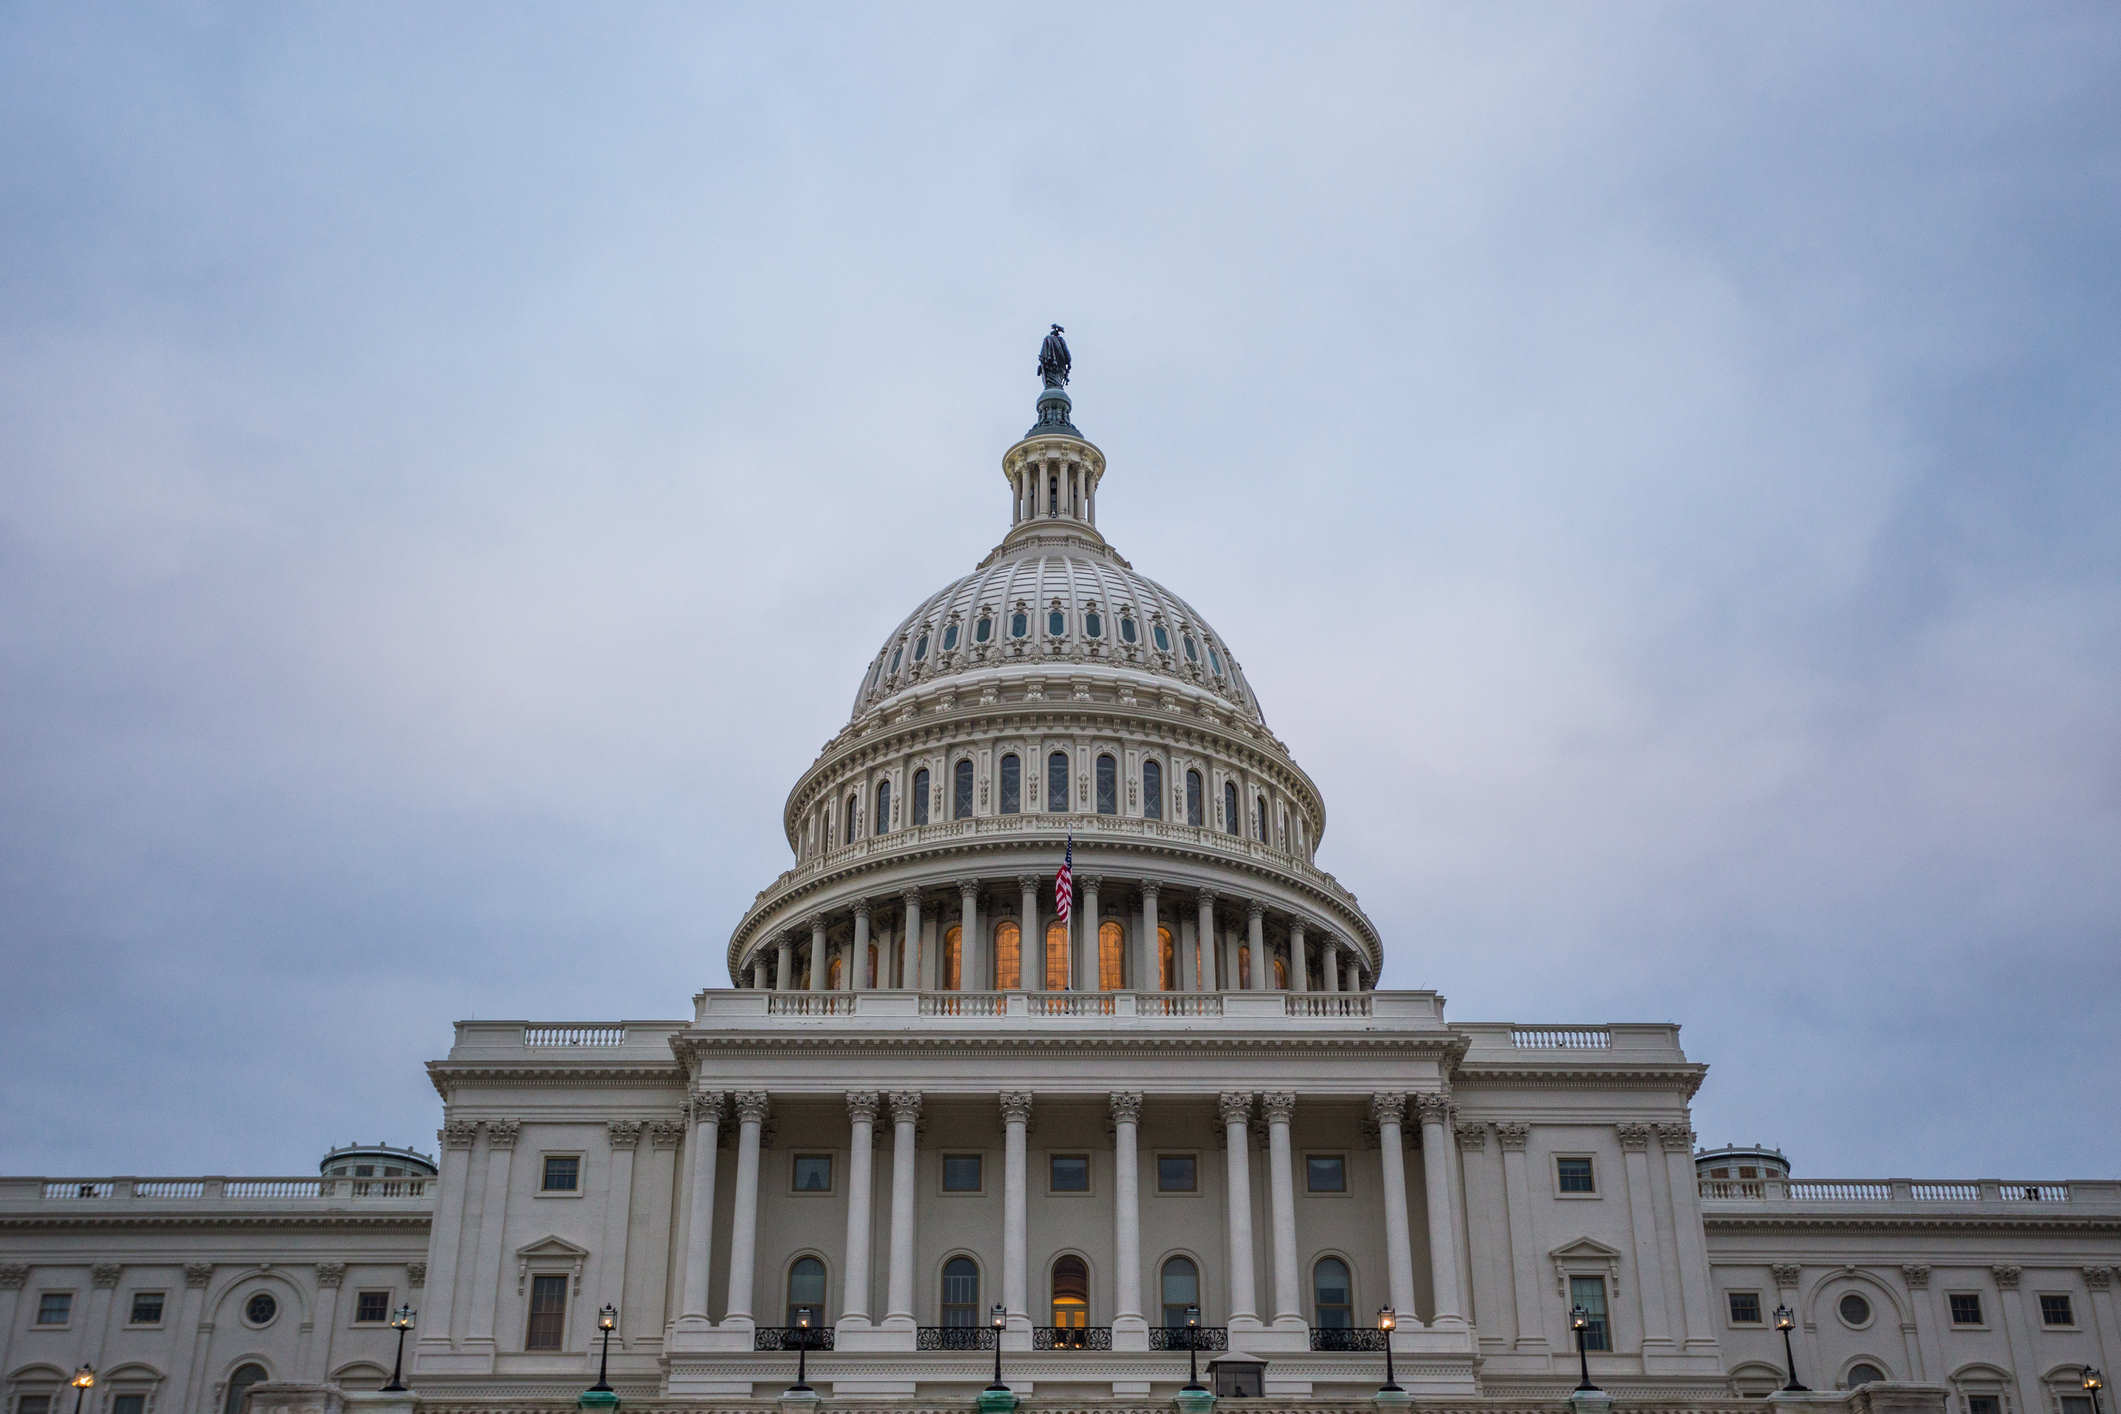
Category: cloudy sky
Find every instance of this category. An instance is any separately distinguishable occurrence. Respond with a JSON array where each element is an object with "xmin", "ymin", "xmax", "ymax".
[{"xmin": 3, "ymin": 4, "xmax": 2117, "ymax": 1182}]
